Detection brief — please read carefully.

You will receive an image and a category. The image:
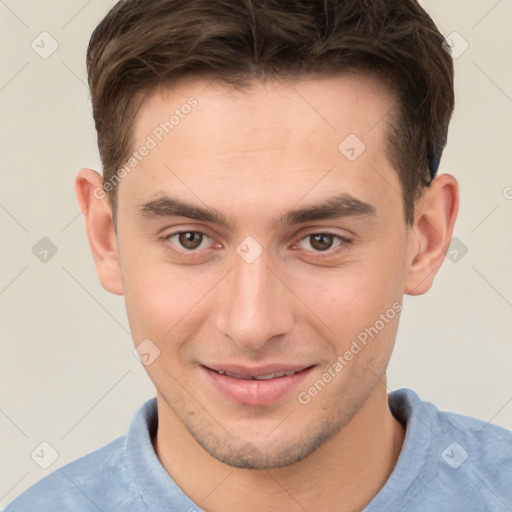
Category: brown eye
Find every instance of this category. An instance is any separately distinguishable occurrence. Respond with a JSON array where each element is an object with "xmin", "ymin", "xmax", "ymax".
[
  {"xmin": 177, "ymin": 231, "xmax": 205, "ymax": 250},
  {"xmin": 307, "ymin": 234, "xmax": 338, "ymax": 251},
  {"xmin": 162, "ymin": 230, "xmax": 212, "ymax": 252},
  {"xmin": 296, "ymin": 233, "xmax": 350, "ymax": 256}
]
